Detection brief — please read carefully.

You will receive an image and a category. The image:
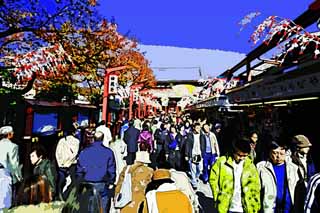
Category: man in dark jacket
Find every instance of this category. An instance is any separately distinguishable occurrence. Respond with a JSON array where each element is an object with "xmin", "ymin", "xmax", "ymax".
[
  {"xmin": 185, "ymin": 123, "xmax": 206, "ymax": 189},
  {"xmin": 76, "ymin": 131, "xmax": 116, "ymax": 213},
  {"xmin": 123, "ymin": 120, "xmax": 140, "ymax": 165},
  {"xmin": 30, "ymin": 145, "xmax": 57, "ymax": 197}
]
